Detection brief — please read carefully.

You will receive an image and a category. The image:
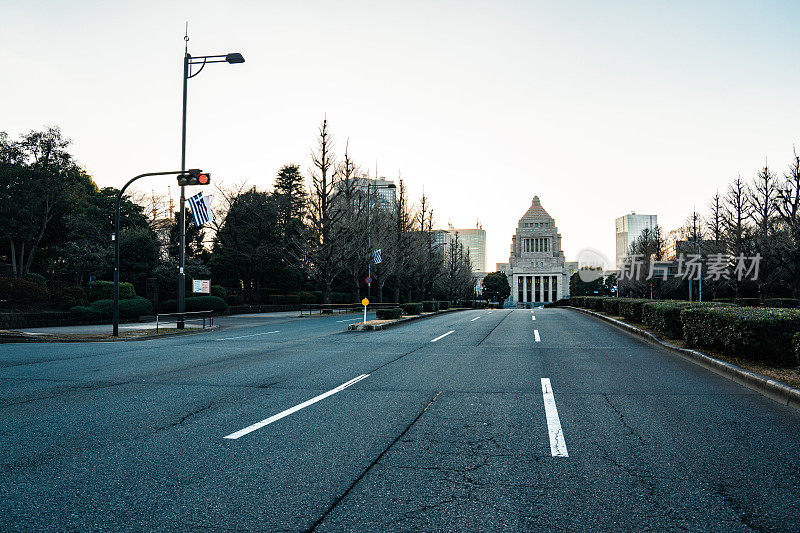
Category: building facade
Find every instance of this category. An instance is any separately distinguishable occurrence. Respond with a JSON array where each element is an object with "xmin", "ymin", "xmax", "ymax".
[
  {"xmin": 615, "ymin": 212, "xmax": 657, "ymax": 267},
  {"xmin": 498, "ymin": 196, "xmax": 577, "ymax": 307},
  {"xmin": 451, "ymin": 227, "xmax": 486, "ymax": 273}
]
